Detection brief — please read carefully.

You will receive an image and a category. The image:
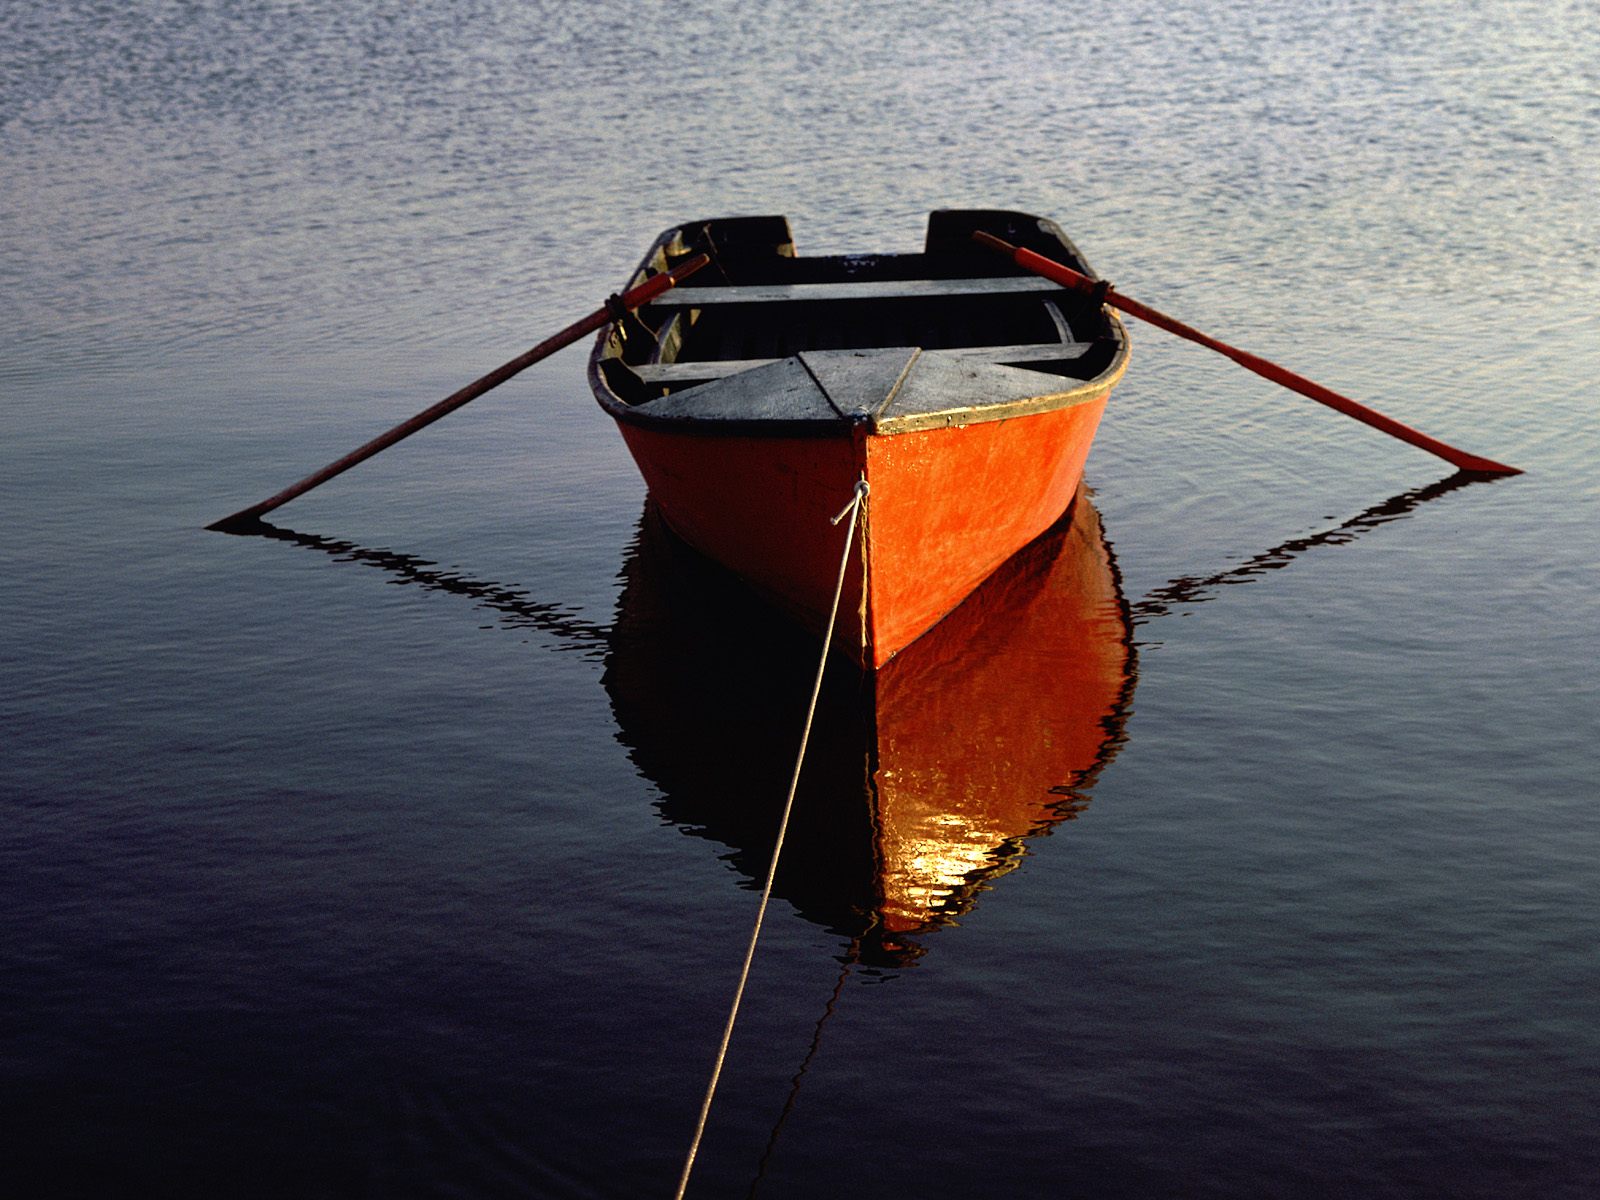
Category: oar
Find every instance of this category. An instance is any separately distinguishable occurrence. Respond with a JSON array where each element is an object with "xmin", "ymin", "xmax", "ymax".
[
  {"xmin": 973, "ymin": 232, "xmax": 1521, "ymax": 476},
  {"xmin": 206, "ymin": 253, "xmax": 712, "ymax": 531}
]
